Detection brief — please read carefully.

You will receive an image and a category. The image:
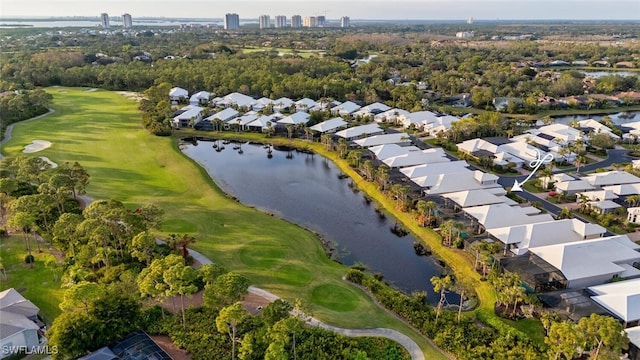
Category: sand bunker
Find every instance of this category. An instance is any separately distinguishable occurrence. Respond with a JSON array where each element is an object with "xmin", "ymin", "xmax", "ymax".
[
  {"xmin": 39, "ymin": 156, "xmax": 58, "ymax": 168},
  {"xmin": 84, "ymin": 88, "xmax": 98, "ymax": 92},
  {"xmin": 23, "ymin": 140, "xmax": 52, "ymax": 153}
]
